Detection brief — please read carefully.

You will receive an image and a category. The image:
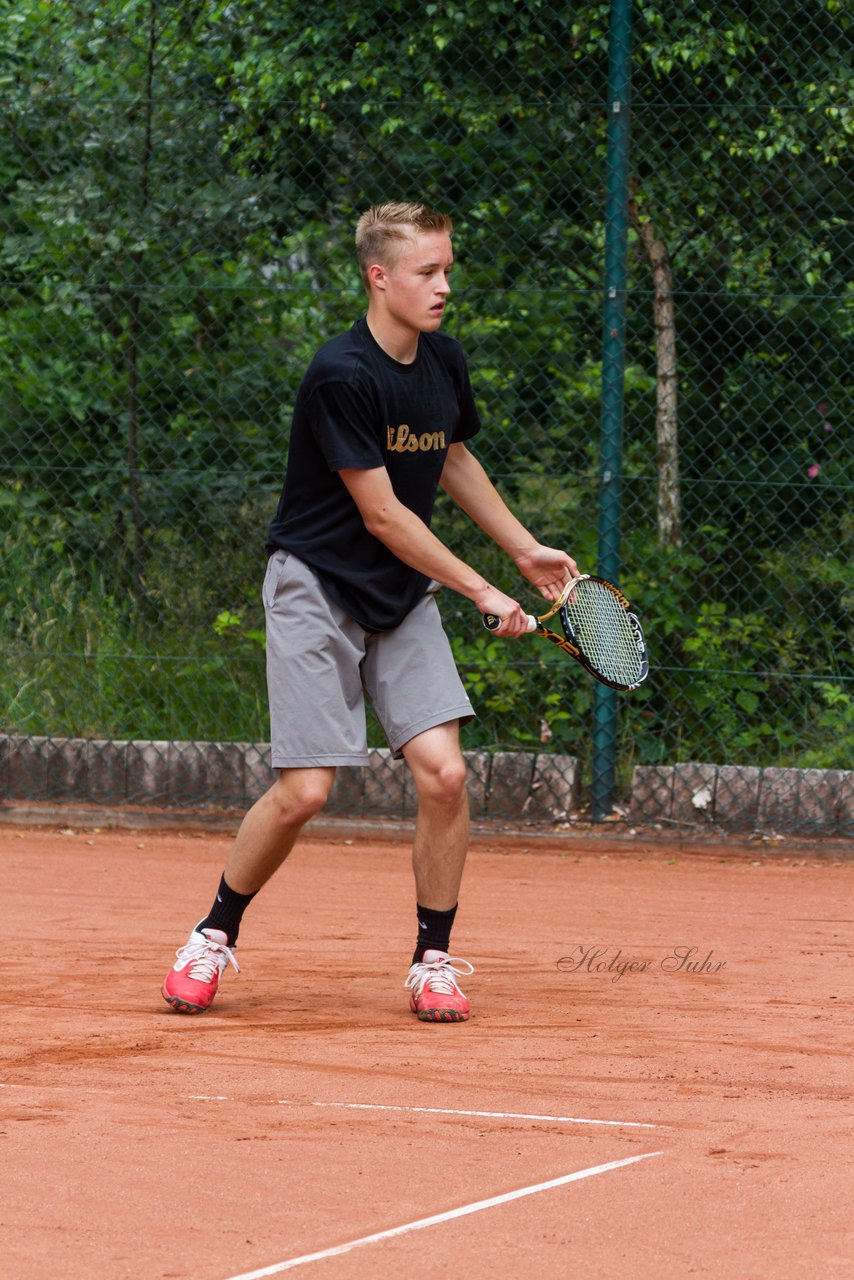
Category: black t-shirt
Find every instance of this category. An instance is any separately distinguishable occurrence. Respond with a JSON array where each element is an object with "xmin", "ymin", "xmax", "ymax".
[{"xmin": 266, "ymin": 317, "xmax": 481, "ymax": 631}]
